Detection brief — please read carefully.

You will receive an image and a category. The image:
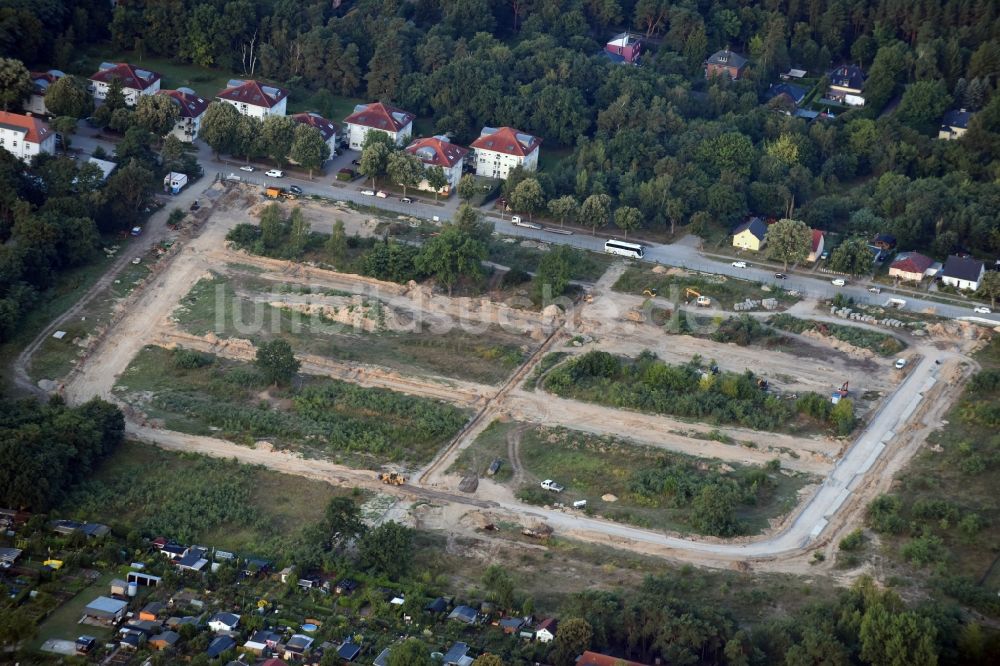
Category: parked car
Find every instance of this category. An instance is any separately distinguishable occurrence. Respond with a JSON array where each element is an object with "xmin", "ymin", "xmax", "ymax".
[
  {"xmin": 289, "ymin": 185, "xmax": 303, "ymax": 195},
  {"xmin": 868, "ymin": 286, "xmax": 881, "ymax": 294},
  {"xmin": 400, "ymin": 197, "xmax": 412, "ymax": 203},
  {"xmin": 376, "ymin": 190, "xmax": 388, "ymax": 198},
  {"xmin": 894, "ymin": 358, "xmax": 907, "ymax": 369},
  {"xmin": 130, "ymin": 226, "xmax": 142, "ymax": 236},
  {"xmin": 360, "ymin": 189, "xmax": 375, "ymax": 196},
  {"xmin": 351, "ymin": 159, "xmax": 361, "ymax": 165},
  {"xmin": 820, "ymin": 250, "xmax": 829, "ymax": 260},
  {"xmin": 973, "ymin": 306, "xmax": 992, "ymax": 314},
  {"xmin": 265, "ymin": 169, "xmax": 284, "ymax": 177},
  {"xmin": 731, "ymin": 261, "xmax": 747, "ymax": 268},
  {"xmin": 831, "ymin": 278, "xmax": 846, "ymax": 286},
  {"xmin": 773, "ymin": 273, "xmax": 786, "ymax": 279},
  {"xmin": 540, "ymin": 479, "xmax": 565, "ymax": 493},
  {"xmin": 239, "ymin": 165, "xmax": 255, "ymax": 172}
]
